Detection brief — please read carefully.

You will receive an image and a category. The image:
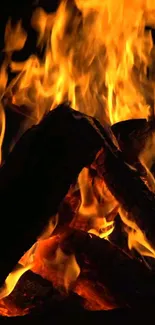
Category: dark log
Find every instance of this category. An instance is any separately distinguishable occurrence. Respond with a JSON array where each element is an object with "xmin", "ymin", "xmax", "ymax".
[
  {"xmin": 111, "ymin": 119, "xmax": 155, "ymax": 192},
  {"xmin": 111, "ymin": 118, "xmax": 155, "ymax": 190},
  {"xmin": 0, "ymin": 270, "xmax": 84, "ymax": 317},
  {"xmin": 0, "ymin": 234, "xmax": 154, "ymax": 319},
  {"xmin": 0, "ymin": 103, "xmax": 104, "ymax": 286},
  {"xmin": 0, "ymin": 271, "xmax": 153, "ymax": 325},
  {"xmin": 92, "ymin": 118, "xmax": 155, "ymax": 248},
  {"xmin": 111, "ymin": 119, "xmax": 151, "ymax": 163},
  {"xmin": 60, "ymin": 229, "xmax": 155, "ymax": 309},
  {"xmin": 1, "ymin": 226, "xmax": 155, "ymax": 316}
]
